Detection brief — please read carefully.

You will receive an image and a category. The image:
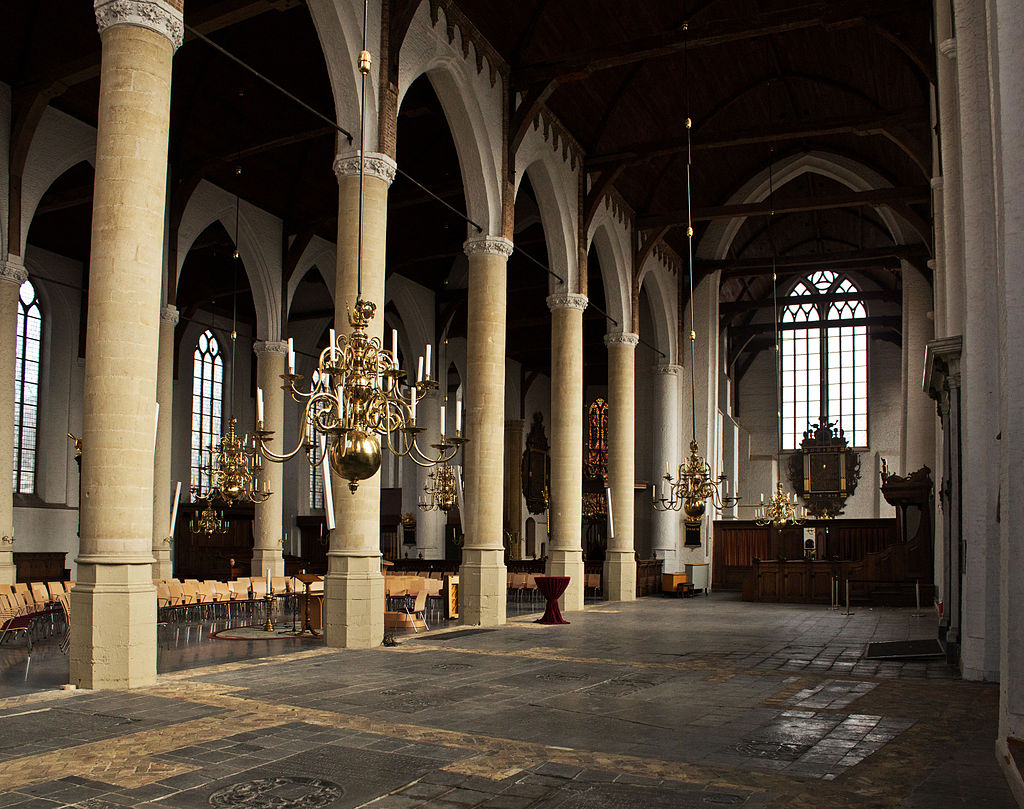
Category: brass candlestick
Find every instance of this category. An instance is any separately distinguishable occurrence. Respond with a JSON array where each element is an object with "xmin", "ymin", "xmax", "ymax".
[{"xmin": 263, "ymin": 592, "xmax": 275, "ymax": 632}]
